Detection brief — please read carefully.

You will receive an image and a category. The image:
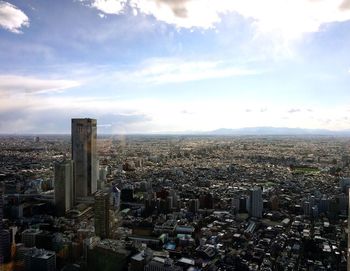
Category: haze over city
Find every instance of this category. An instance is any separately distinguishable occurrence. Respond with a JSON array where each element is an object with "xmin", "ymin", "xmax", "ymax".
[
  {"xmin": 2, "ymin": 2, "xmax": 350, "ymax": 270},
  {"xmin": 1, "ymin": 0, "xmax": 350, "ymax": 134}
]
